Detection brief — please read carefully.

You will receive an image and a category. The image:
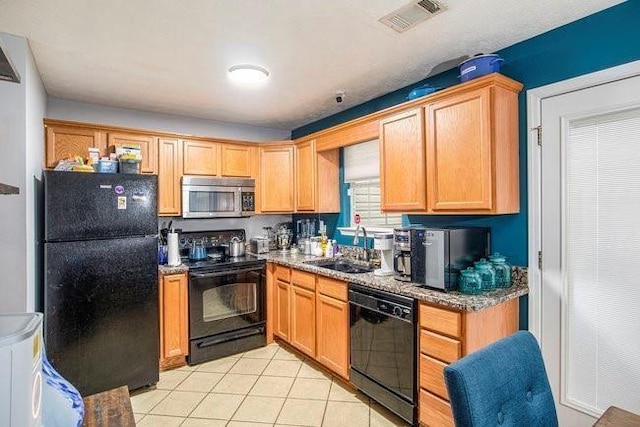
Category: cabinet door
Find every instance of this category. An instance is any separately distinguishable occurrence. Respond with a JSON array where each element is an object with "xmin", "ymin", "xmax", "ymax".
[
  {"xmin": 316, "ymin": 149, "xmax": 340, "ymax": 213},
  {"xmin": 160, "ymin": 274, "xmax": 188, "ymax": 360},
  {"xmin": 316, "ymin": 293, "xmax": 349, "ymax": 379},
  {"xmin": 290, "ymin": 285, "xmax": 316, "ymax": 357},
  {"xmin": 158, "ymin": 138, "xmax": 182, "ymax": 216},
  {"xmin": 274, "ymin": 279, "xmax": 290, "ymax": 341},
  {"xmin": 379, "ymin": 108, "xmax": 427, "ymax": 211},
  {"xmin": 108, "ymin": 132, "xmax": 157, "ymax": 174},
  {"xmin": 45, "ymin": 125, "xmax": 107, "ymax": 168},
  {"xmin": 221, "ymin": 144, "xmax": 252, "ymax": 177},
  {"xmin": 426, "ymin": 87, "xmax": 493, "ymax": 211},
  {"xmin": 260, "ymin": 145, "xmax": 295, "ymax": 212},
  {"xmin": 295, "ymin": 140, "xmax": 317, "ymax": 211},
  {"xmin": 183, "ymin": 139, "xmax": 219, "ymax": 175}
]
